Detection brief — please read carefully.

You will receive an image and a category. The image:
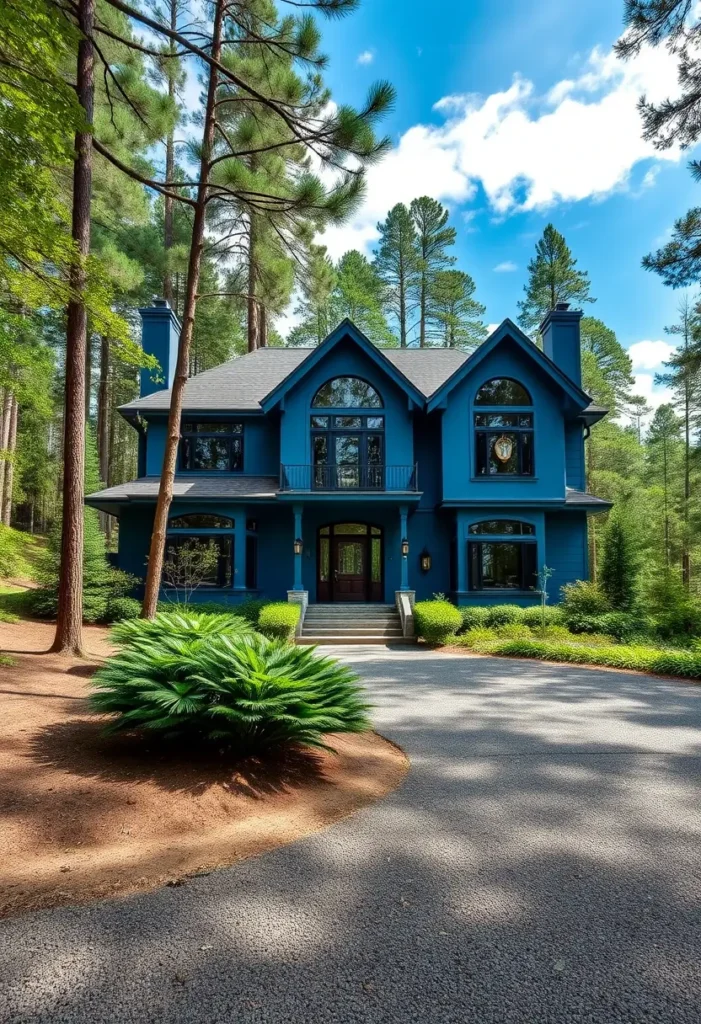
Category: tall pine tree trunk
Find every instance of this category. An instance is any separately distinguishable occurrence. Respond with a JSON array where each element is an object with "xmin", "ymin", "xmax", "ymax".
[
  {"xmin": 2, "ymin": 396, "xmax": 18, "ymax": 526},
  {"xmin": 399, "ymin": 263, "xmax": 406, "ymax": 347},
  {"xmin": 419, "ymin": 273, "xmax": 426, "ymax": 348},
  {"xmin": 51, "ymin": 0, "xmax": 95, "ymax": 655},
  {"xmin": 247, "ymin": 210, "xmax": 259, "ymax": 352},
  {"xmin": 0, "ymin": 389, "xmax": 12, "ymax": 510},
  {"xmin": 141, "ymin": 0, "xmax": 224, "ymax": 618},
  {"xmin": 97, "ymin": 335, "xmax": 110, "ymax": 532},
  {"xmin": 85, "ymin": 332, "xmax": 92, "ymax": 422},
  {"xmin": 258, "ymin": 303, "xmax": 267, "ymax": 347}
]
